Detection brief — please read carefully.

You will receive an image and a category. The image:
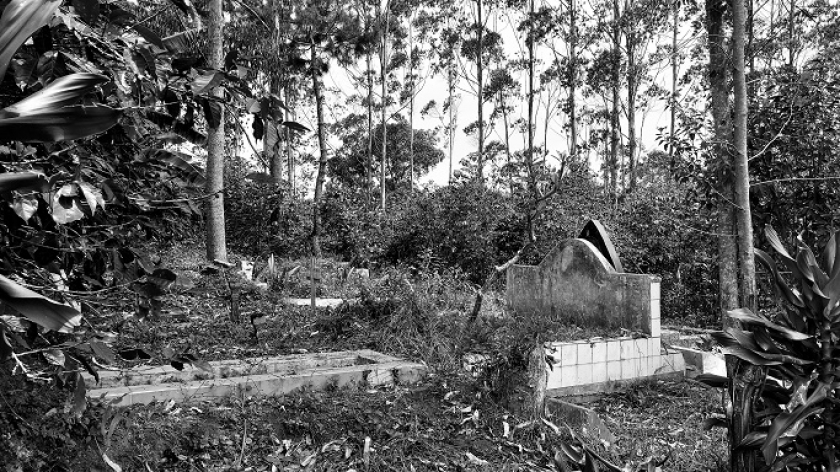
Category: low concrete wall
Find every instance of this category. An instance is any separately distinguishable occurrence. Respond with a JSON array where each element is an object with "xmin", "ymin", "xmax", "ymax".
[
  {"xmin": 507, "ymin": 239, "xmax": 661, "ymax": 335},
  {"xmin": 545, "ymin": 337, "xmax": 685, "ymax": 396}
]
